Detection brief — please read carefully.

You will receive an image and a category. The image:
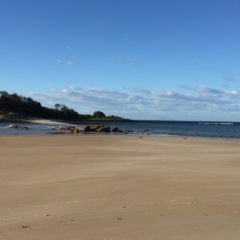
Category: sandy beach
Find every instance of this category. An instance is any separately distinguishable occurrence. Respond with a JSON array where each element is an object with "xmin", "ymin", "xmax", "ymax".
[
  {"xmin": 27, "ymin": 118, "xmax": 68, "ymax": 125},
  {"xmin": 1, "ymin": 135, "xmax": 240, "ymax": 240}
]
